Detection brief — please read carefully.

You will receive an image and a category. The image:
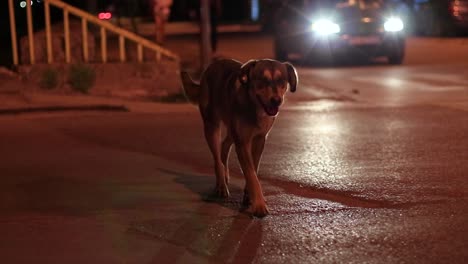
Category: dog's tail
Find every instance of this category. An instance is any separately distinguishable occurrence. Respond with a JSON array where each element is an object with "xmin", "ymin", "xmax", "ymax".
[{"xmin": 180, "ymin": 71, "xmax": 200, "ymax": 104}]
